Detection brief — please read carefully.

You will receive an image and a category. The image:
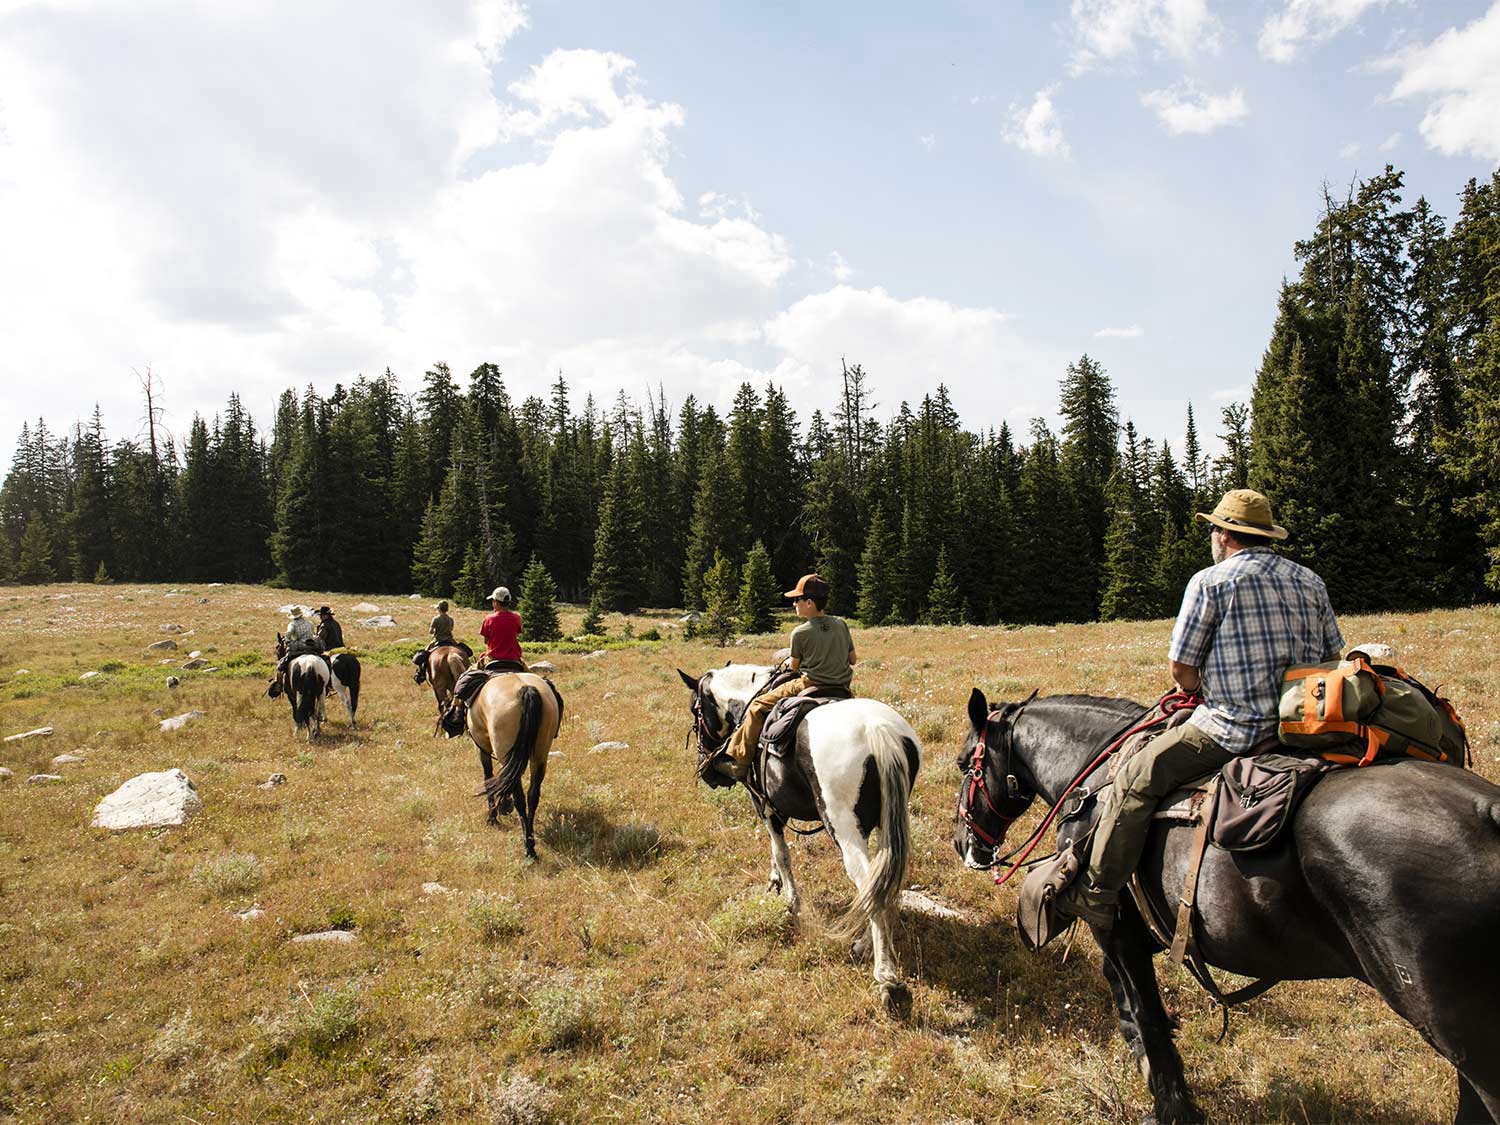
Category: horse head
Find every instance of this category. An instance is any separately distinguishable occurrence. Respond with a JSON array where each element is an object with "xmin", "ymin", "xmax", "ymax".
[
  {"xmin": 952, "ymin": 686, "xmax": 1040, "ymax": 869},
  {"xmin": 677, "ymin": 664, "xmax": 771, "ymax": 763}
]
